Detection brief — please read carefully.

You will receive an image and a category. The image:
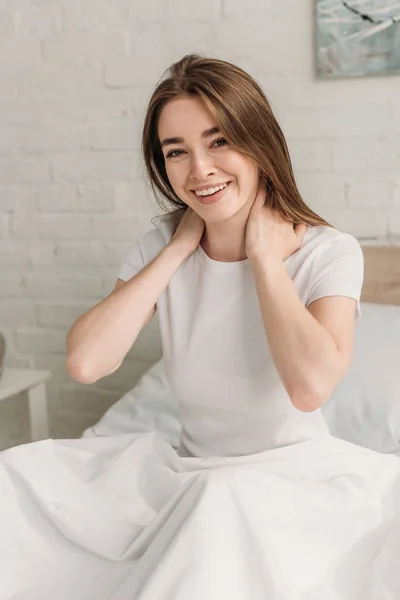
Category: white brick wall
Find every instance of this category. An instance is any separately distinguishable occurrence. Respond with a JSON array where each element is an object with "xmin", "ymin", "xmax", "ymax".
[{"xmin": 0, "ymin": 0, "xmax": 399, "ymax": 447}]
